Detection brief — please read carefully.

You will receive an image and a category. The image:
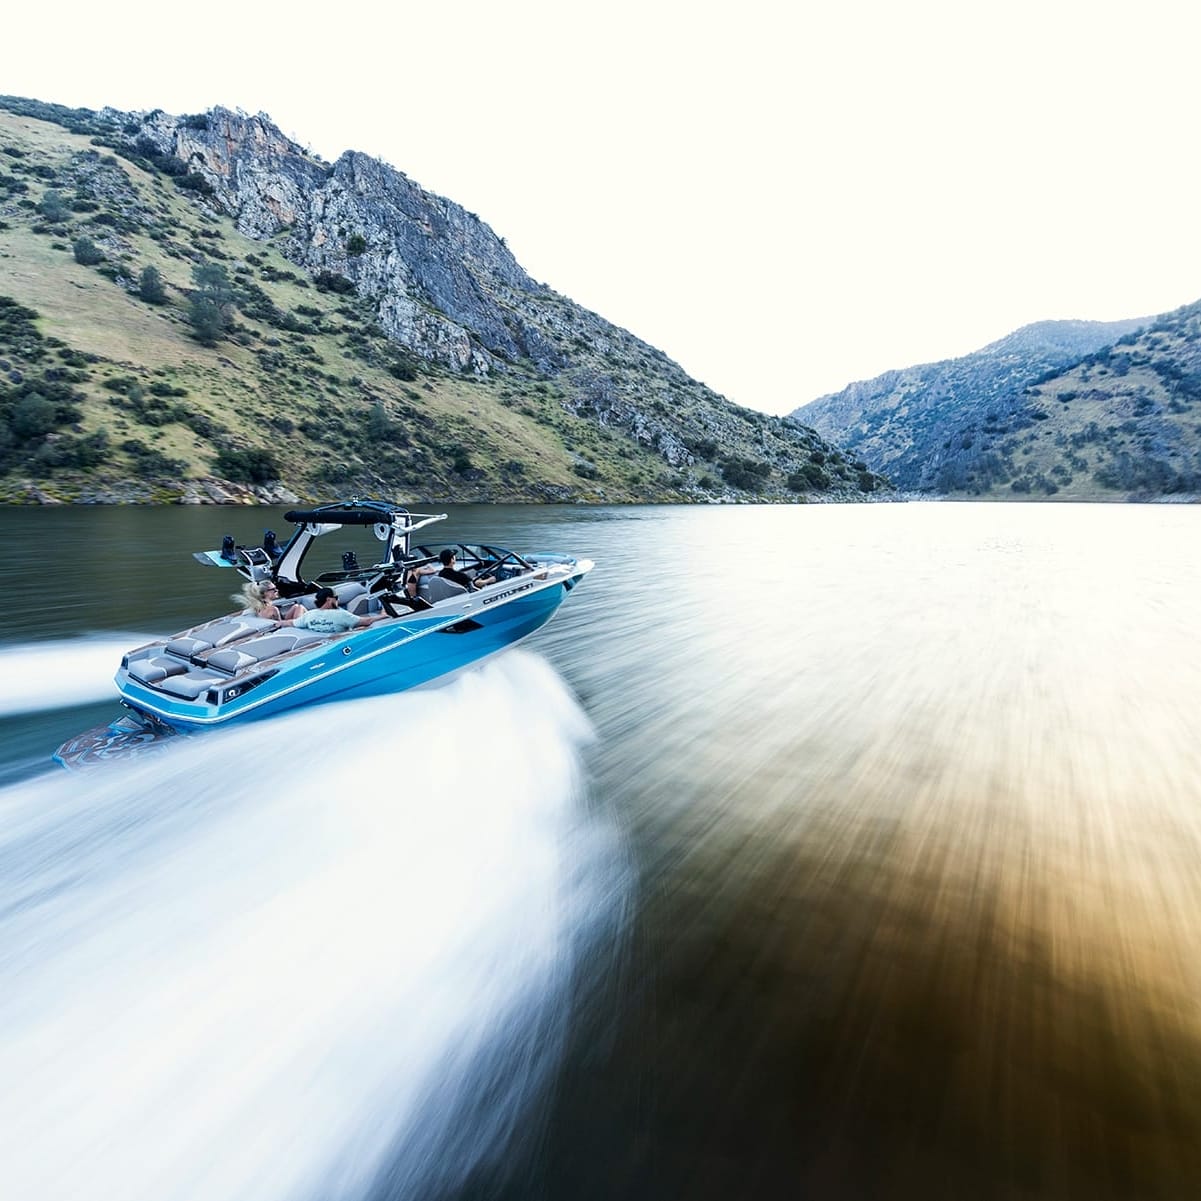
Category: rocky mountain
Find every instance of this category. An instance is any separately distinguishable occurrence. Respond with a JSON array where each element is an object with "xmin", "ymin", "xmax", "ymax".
[
  {"xmin": 0, "ymin": 95, "xmax": 889, "ymax": 504},
  {"xmin": 792, "ymin": 318, "xmax": 1151, "ymax": 492}
]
